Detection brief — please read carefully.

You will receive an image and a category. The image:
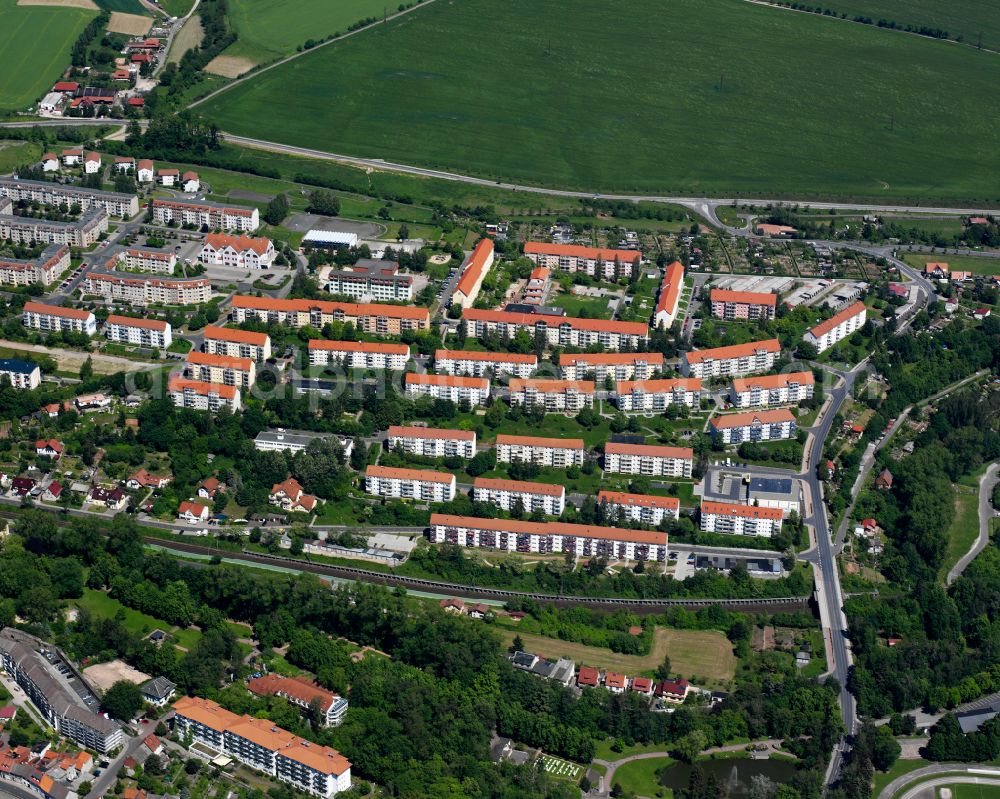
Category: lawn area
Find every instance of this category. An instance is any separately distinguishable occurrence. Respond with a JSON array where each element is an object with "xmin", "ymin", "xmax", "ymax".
[
  {"xmin": 222, "ymin": 0, "xmax": 390, "ymax": 64},
  {"xmin": 944, "ymin": 784, "xmax": 1000, "ymax": 799},
  {"xmin": 198, "ymin": 0, "xmax": 1000, "ymax": 202},
  {"xmin": 495, "ymin": 626, "xmax": 737, "ymax": 685},
  {"xmin": 549, "ymin": 292, "xmax": 616, "ymax": 319},
  {"xmin": 940, "ymin": 487, "xmax": 981, "ymax": 579},
  {"xmin": 611, "ymin": 756, "xmax": 673, "ymax": 798},
  {"xmin": 902, "ymin": 252, "xmax": 1000, "ymax": 277},
  {"xmin": 75, "ymin": 588, "xmax": 202, "ymax": 651},
  {"xmin": 0, "ymin": 141, "xmax": 42, "ymax": 174},
  {"xmin": 539, "ymin": 754, "xmax": 583, "ymax": 782},
  {"xmin": 0, "ymin": 0, "xmax": 98, "ymax": 109},
  {"xmin": 869, "ymin": 757, "xmax": 930, "ymax": 798}
]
